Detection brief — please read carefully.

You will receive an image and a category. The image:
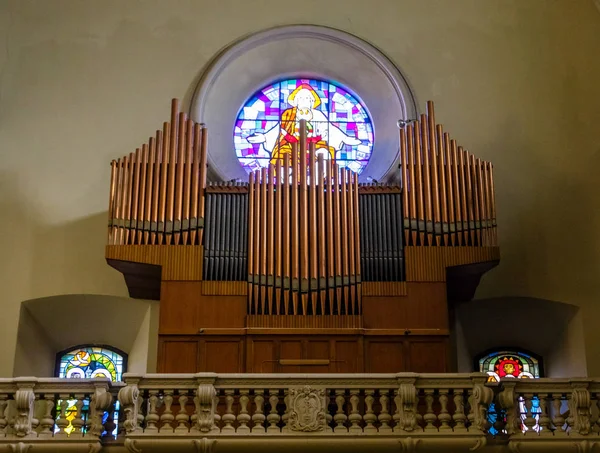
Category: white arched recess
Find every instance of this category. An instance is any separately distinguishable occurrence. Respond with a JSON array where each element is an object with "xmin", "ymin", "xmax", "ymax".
[
  {"xmin": 191, "ymin": 25, "xmax": 417, "ymax": 182},
  {"xmin": 453, "ymin": 297, "xmax": 587, "ymax": 378},
  {"xmin": 14, "ymin": 294, "xmax": 159, "ymax": 377}
]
